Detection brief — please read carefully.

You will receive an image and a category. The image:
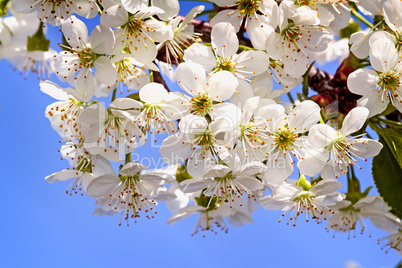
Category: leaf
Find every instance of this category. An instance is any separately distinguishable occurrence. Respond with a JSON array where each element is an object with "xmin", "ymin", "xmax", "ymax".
[
  {"xmin": 378, "ymin": 127, "xmax": 402, "ymax": 167},
  {"xmin": 0, "ymin": 0, "xmax": 9, "ymax": 17},
  {"xmin": 302, "ymin": 61, "xmax": 315, "ymax": 97},
  {"xmin": 372, "ymin": 135, "xmax": 402, "ymax": 214},
  {"xmin": 27, "ymin": 22, "xmax": 50, "ymax": 52}
]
